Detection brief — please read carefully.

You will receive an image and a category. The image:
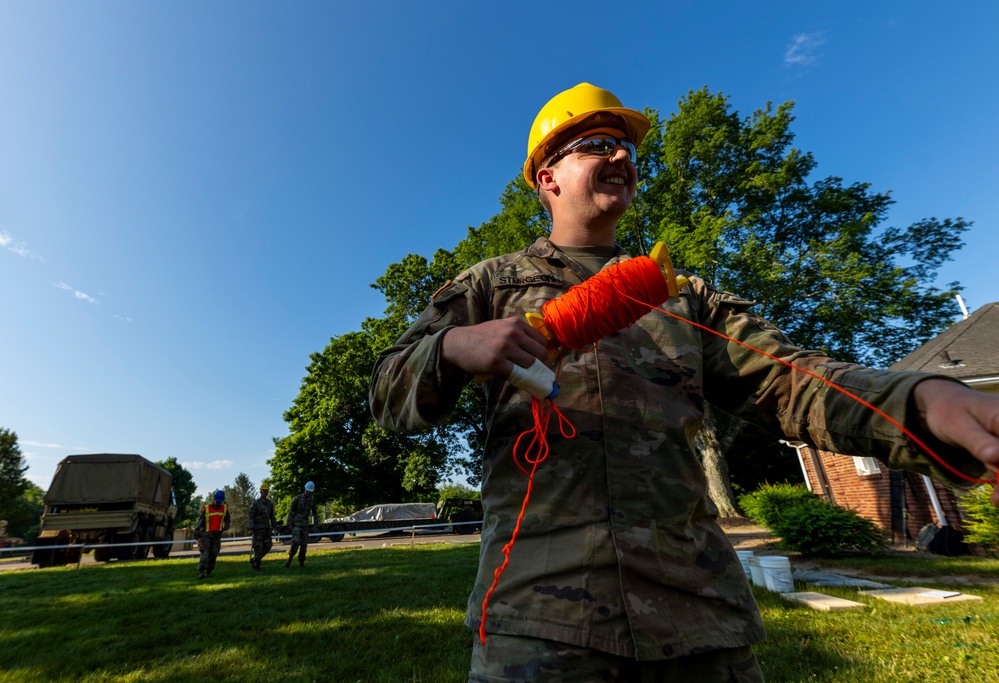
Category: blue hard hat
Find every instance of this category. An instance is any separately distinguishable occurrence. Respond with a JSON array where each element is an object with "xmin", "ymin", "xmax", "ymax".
[
  {"xmin": 304, "ymin": 481, "xmax": 315, "ymax": 492},
  {"xmin": 214, "ymin": 490, "xmax": 225, "ymax": 503}
]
